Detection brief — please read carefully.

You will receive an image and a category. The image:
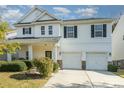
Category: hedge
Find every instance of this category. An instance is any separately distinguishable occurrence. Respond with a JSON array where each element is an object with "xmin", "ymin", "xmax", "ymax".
[
  {"xmin": 108, "ymin": 64, "xmax": 118, "ymax": 72},
  {"xmin": 33, "ymin": 57, "xmax": 53, "ymax": 77},
  {"xmin": 0, "ymin": 61, "xmax": 27, "ymax": 72}
]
